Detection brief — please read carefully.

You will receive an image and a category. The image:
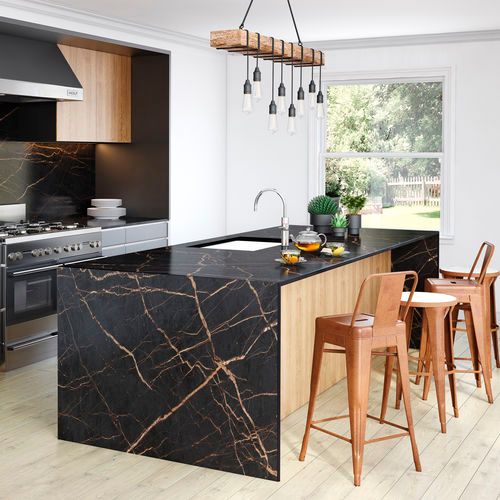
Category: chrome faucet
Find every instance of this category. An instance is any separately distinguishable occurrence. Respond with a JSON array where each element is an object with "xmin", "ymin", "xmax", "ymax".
[{"xmin": 253, "ymin": 188, "xmax": 289, "ymax": 249}]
